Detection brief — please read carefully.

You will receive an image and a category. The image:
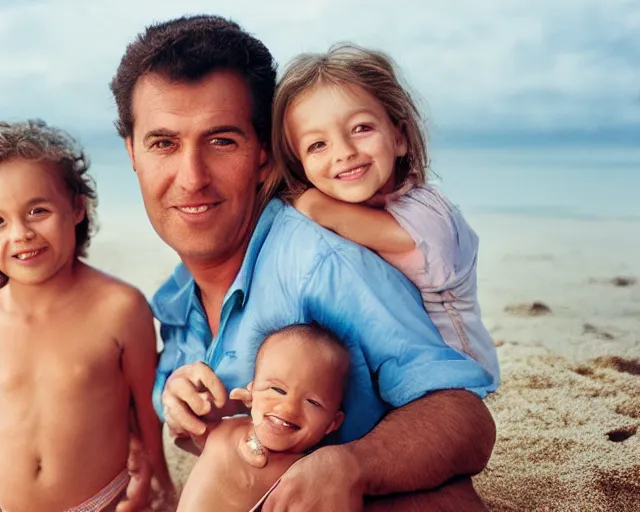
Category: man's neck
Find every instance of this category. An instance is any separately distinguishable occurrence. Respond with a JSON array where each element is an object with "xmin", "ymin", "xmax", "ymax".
[{"xmin": 182, "ymin": 242, "xmax": 249, "ymax": 335}]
